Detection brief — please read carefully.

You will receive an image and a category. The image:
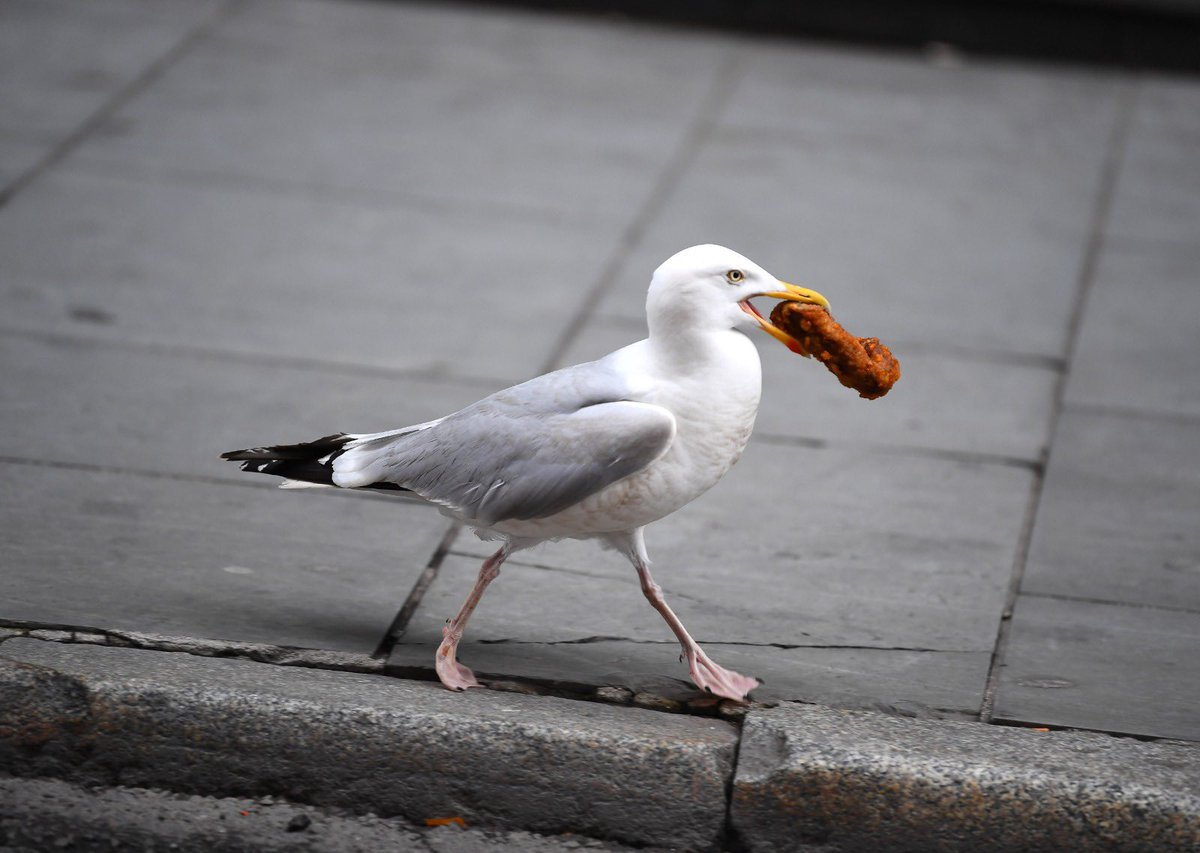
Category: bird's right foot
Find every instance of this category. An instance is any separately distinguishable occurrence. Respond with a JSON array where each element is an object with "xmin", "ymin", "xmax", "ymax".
[
  {"xmin": 686, "ymin": 648, "xmax": 760, "ymax": 703},
  {"xmin": 435, "ymin": 630, "xmax": 480, "ymax": 691}
]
